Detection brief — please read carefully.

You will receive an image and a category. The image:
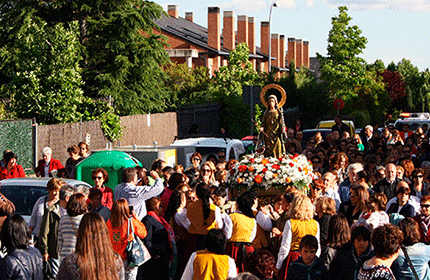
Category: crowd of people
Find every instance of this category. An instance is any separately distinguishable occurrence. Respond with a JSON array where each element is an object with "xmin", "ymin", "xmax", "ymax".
[{"xmin": 1, "ymin": 119, "xmax": 430, "ymax": 280}]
